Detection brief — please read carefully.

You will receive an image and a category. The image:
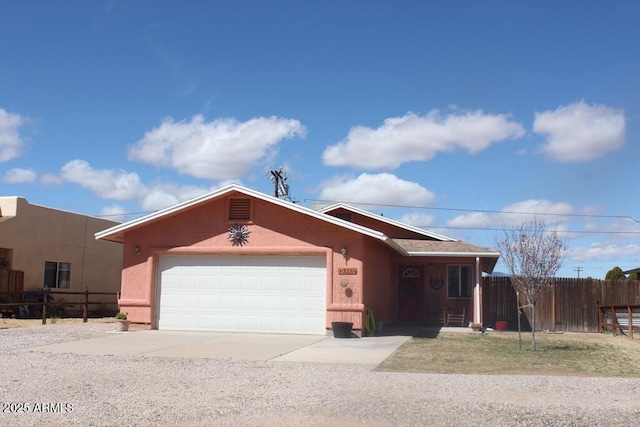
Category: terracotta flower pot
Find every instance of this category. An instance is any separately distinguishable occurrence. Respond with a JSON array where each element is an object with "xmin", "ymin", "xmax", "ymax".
[{"xmin": 116, "ymin": 319, "xmax": 131, "ymax": 332}]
